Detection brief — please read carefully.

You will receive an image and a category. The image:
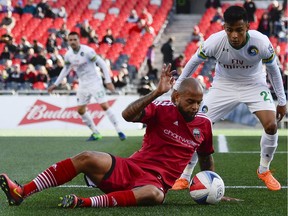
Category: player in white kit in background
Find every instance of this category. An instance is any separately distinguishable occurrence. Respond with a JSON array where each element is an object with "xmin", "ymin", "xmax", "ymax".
[
  {"xmin": 171, "ymin": 6, "xmax": 286, "ymax": 191},
  {"xmin": 48, "ymin": 32, "xmax": 126, "ymax": 141}
]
